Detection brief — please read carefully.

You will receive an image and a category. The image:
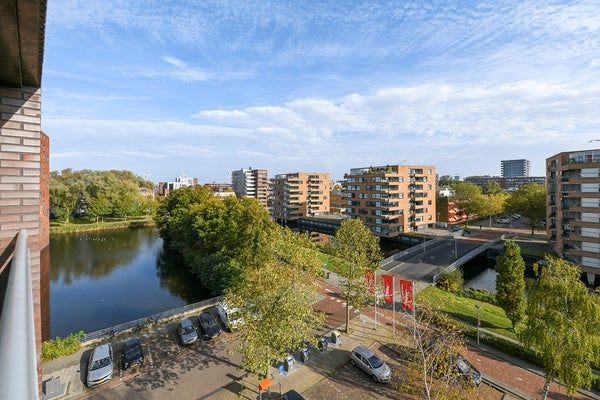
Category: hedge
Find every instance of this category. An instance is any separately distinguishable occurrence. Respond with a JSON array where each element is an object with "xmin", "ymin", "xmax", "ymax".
[{"xmin": 42, "ymin": 331, "xmax": 84, "ymax": 361}]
